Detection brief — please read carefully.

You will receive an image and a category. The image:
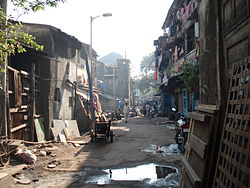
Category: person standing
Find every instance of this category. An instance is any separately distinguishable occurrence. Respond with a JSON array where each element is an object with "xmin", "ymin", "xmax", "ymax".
[
  {"xmin": 123, "ymin": 103, "xmax": 129, "ymax": 123},
  {"xmin": 146, "ymin": 103, "xmax": 150, "ymax": 117}
]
